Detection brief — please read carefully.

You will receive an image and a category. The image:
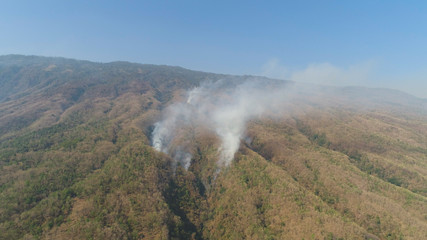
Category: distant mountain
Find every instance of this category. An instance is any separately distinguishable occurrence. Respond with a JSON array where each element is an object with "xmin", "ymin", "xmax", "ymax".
[{"xmin": 0, "ymin": 55, "xmax": 426, "ymax": 239}]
